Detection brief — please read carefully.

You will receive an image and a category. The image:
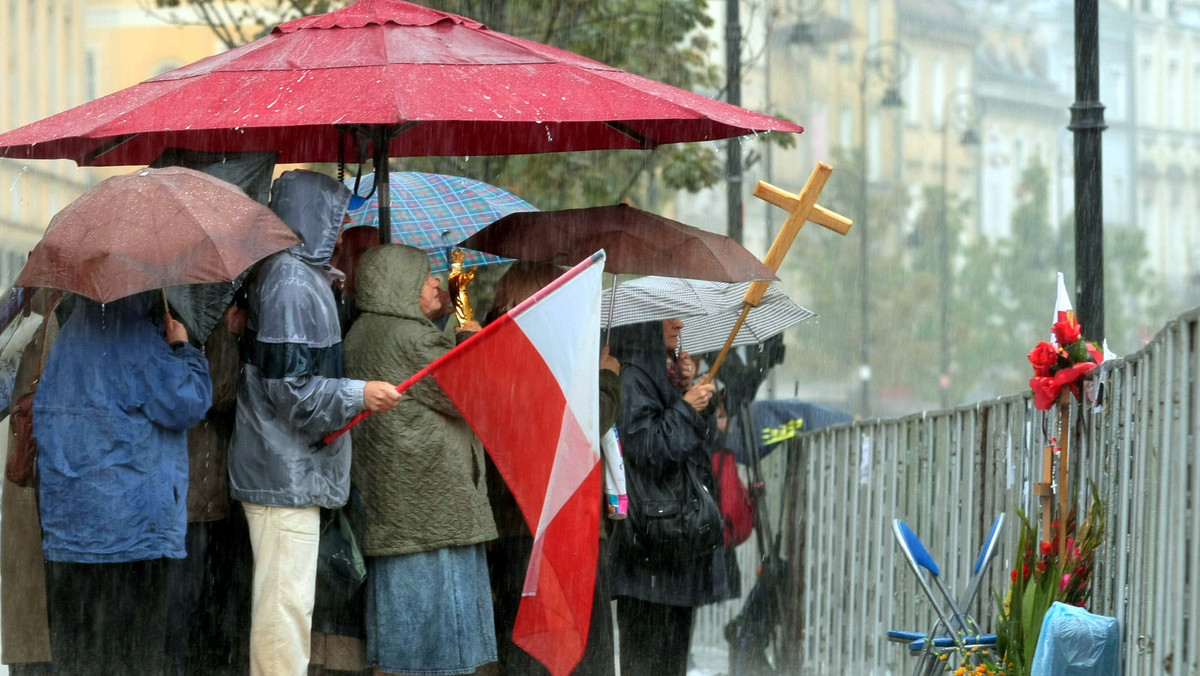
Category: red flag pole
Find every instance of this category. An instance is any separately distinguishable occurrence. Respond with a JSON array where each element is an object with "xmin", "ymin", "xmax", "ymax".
[{"xmin": 319, "ymin": 250, "xmax": 607, "ymax": 447}]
